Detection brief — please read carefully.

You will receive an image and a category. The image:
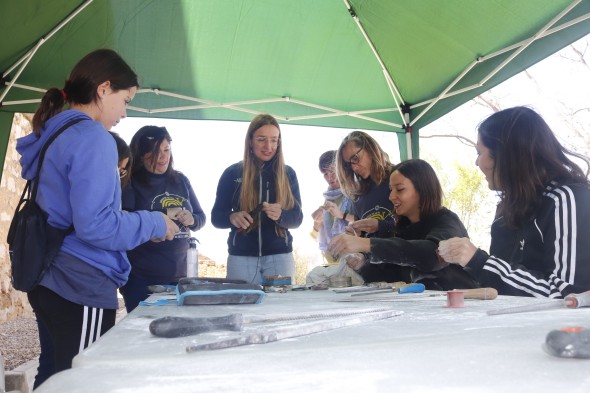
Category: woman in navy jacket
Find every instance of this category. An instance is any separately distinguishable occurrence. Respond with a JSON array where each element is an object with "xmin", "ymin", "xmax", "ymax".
[{"xmin": 212, "ymin": 114, "xmax": 303, "ymax": 283}]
